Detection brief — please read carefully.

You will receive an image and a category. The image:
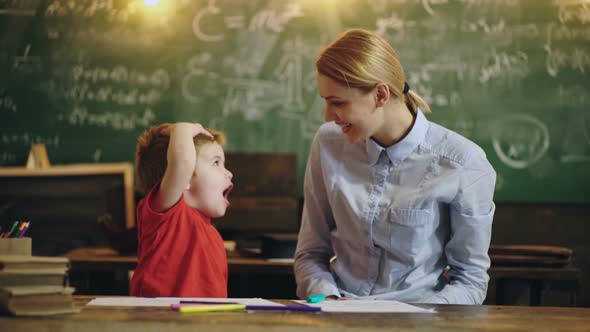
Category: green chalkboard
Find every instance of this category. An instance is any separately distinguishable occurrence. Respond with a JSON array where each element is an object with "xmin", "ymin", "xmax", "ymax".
[{"xmin": 1, "ymin": 0, "xmax": 589, "ymax": 203}]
